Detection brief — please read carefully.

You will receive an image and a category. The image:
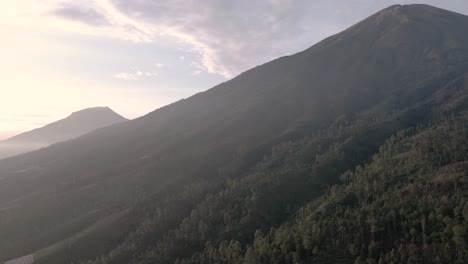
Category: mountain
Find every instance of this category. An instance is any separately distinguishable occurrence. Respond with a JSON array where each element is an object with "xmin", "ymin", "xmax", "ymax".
[
  {"xmin": 0, "ymin": 107, "xmax": 128, "ymax": 159},
  {"xmin": 2, "ymin": 4, "xmax": 468, "ymax": 264}
]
